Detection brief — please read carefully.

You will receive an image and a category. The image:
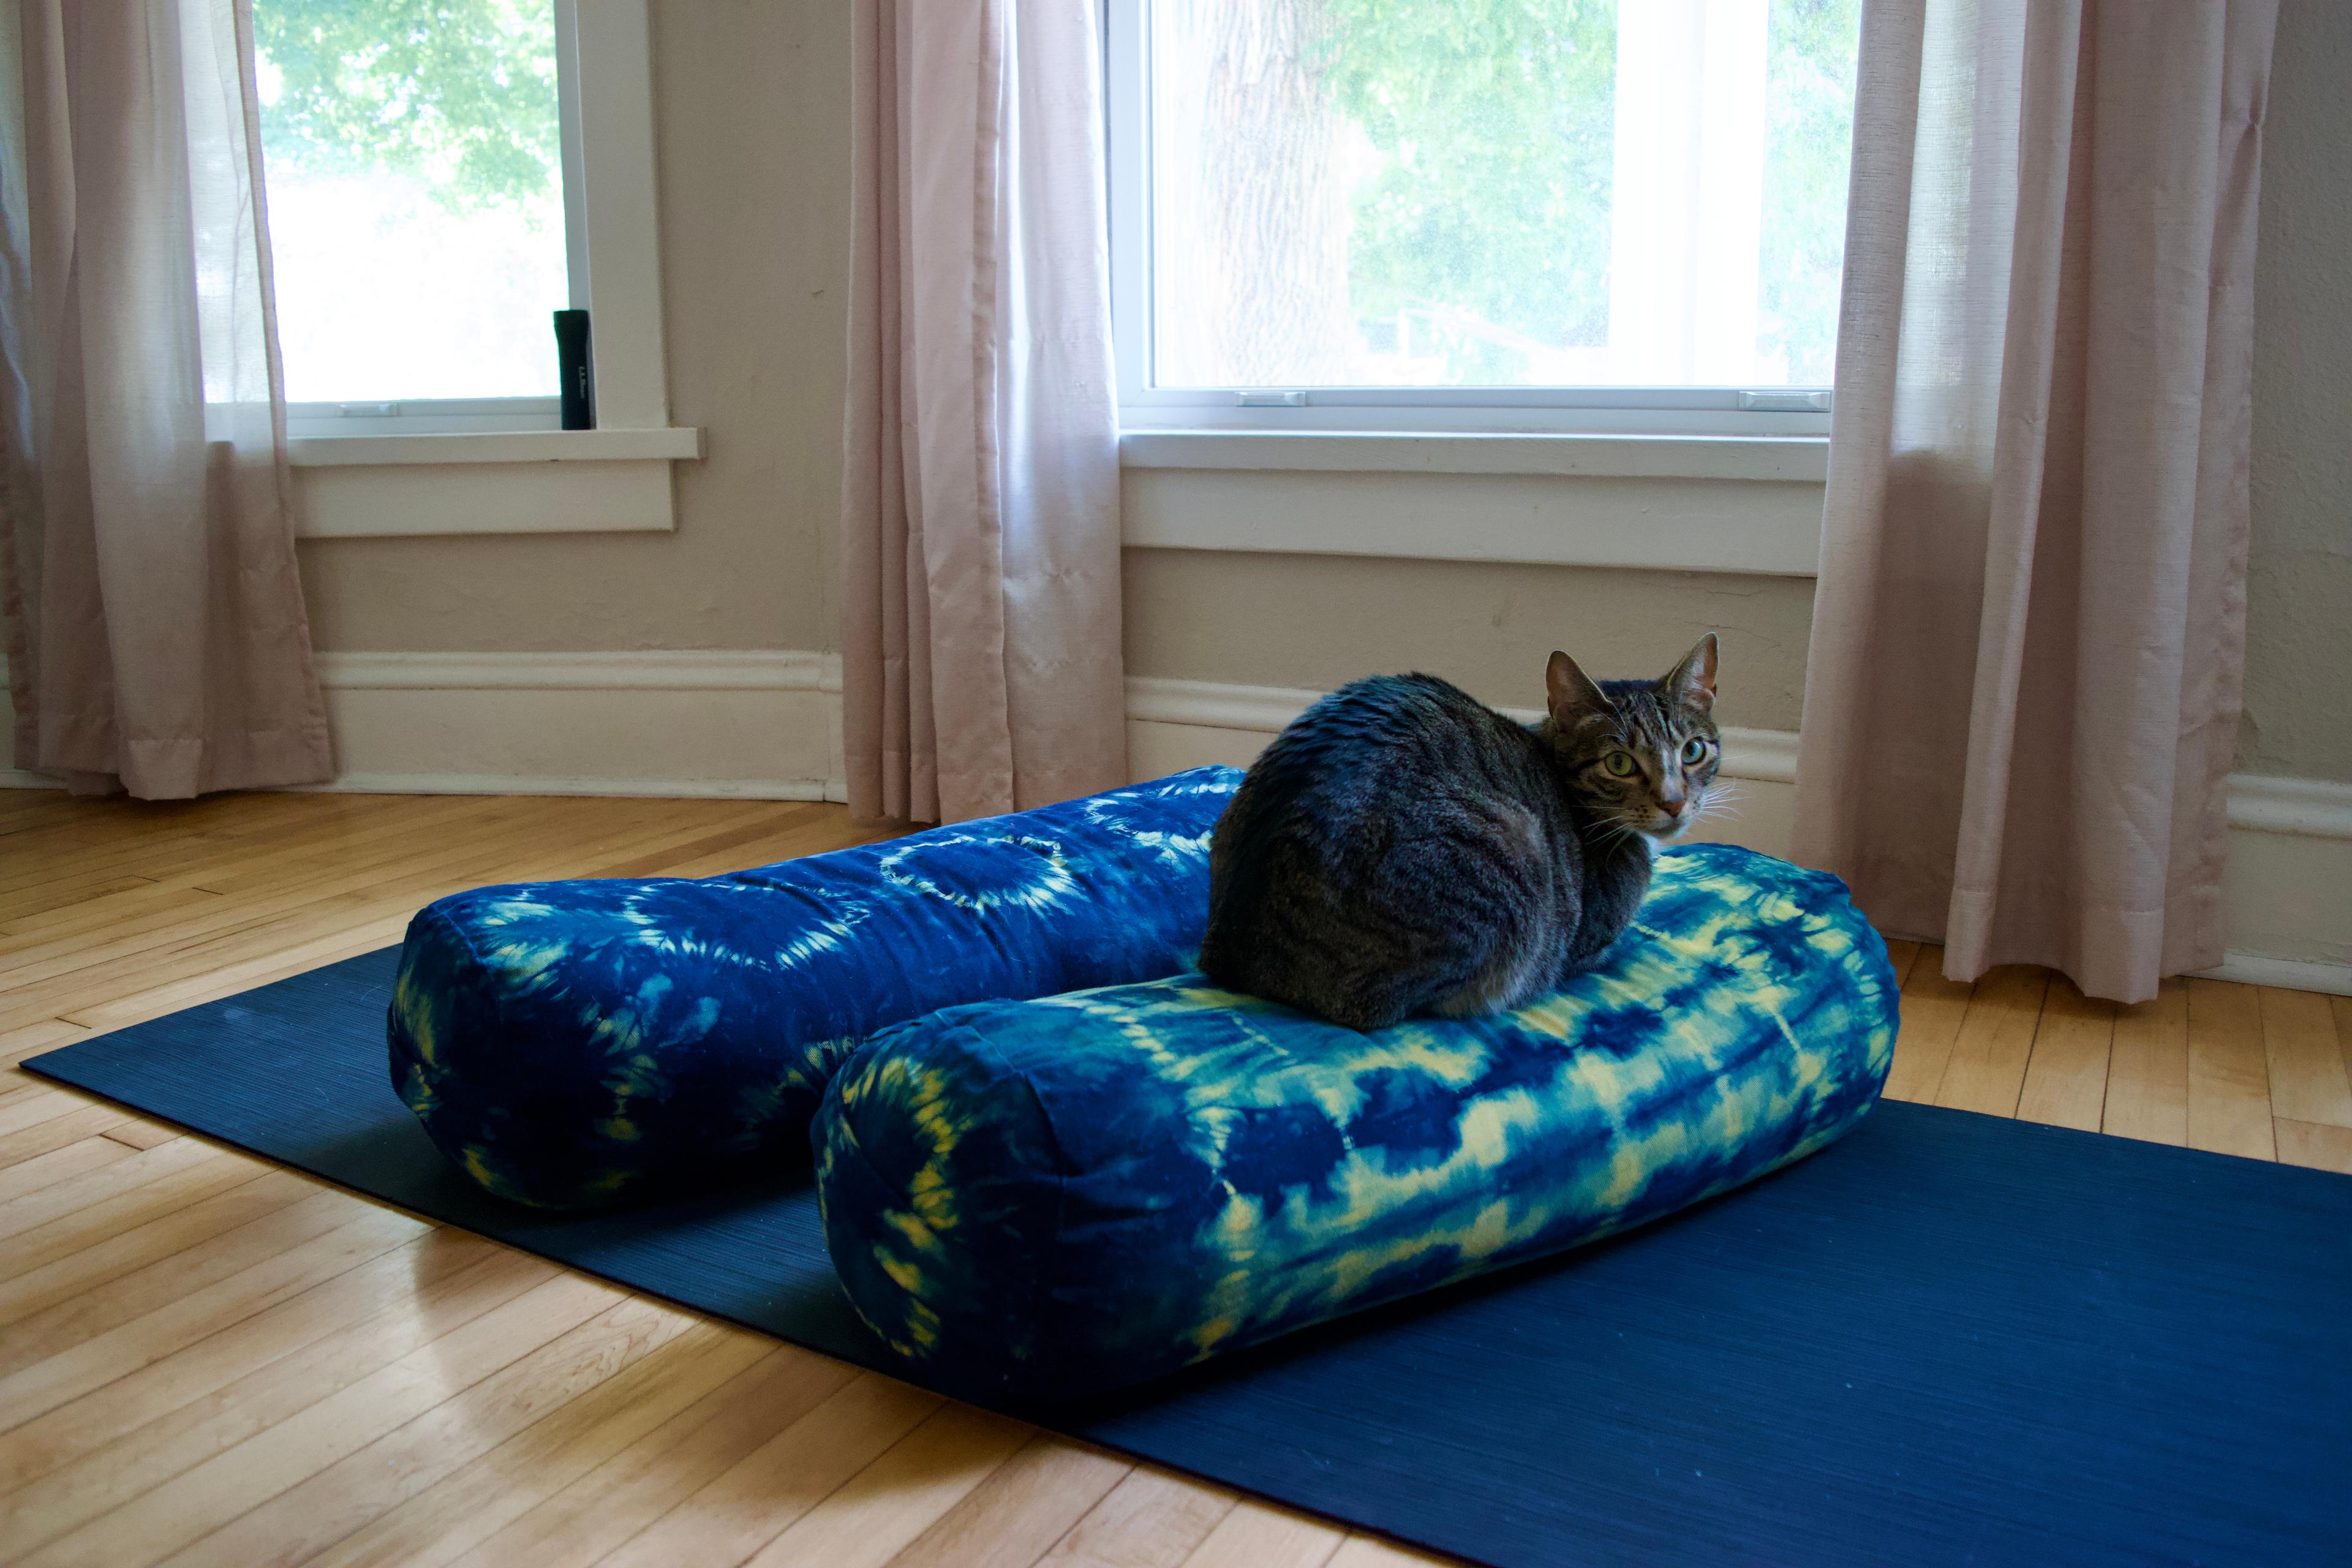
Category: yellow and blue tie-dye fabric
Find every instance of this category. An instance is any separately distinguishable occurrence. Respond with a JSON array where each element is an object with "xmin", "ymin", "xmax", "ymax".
[
  {"xmin": 814, "ymin": 843, "xmax": 1898, "ymax": 1401},
  {"xmin": 389, "ymin": 767, "xmax": 1240, "ymax": 1208}
]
